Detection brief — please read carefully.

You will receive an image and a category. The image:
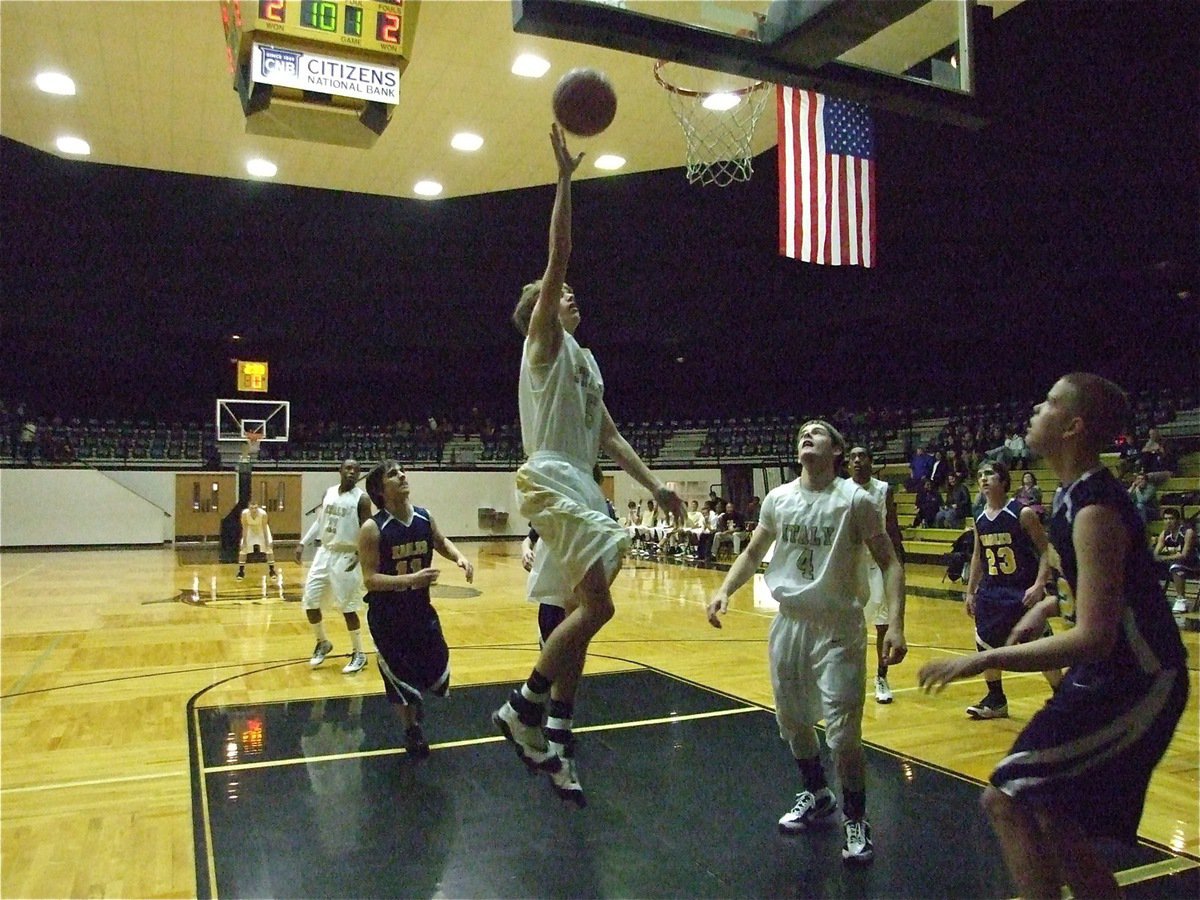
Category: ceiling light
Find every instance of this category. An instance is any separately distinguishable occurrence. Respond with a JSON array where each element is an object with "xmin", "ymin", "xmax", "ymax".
[
  {"xmin": 511, "ymin": 54, "xmax": 550, "ymax": 78},
  {"xmin": 451, "ymin": 132, "xmax": 484, "ymax": 152},
  {"xmin": 55, "ymin": 136, "xmax": 90, "ymax": 156},
  {"xmin": 36, "ymin": 72, "xmax": 76, "ymax": 95},
  {"xmin": 702, "ymin": 93, "xmax": 741, "ymax": 112},
  {"xmin": 594, "ymin": 154, "xmax": 626, "ymax": 171},
  {"xmin": 246, "ymin": 158, "xmax": 277, "ymax": 177},
  {"xmin": 413, "ymin": 180, "xmax": 443, "ymax": 197}
]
